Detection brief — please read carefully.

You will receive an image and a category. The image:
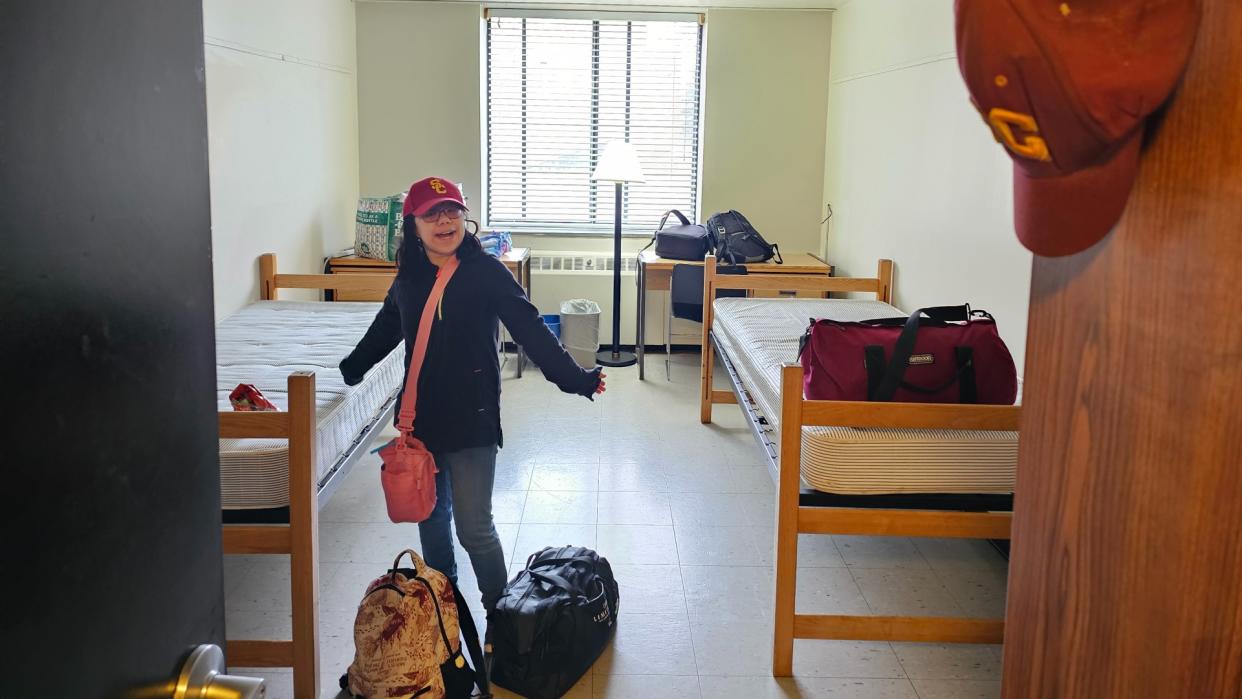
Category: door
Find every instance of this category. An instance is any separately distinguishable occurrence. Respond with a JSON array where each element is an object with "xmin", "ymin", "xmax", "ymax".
[
  {"xmin": 2, "ymin": 2, "xmax": 227, "ymax": 696},
  {"xmin": 1001, "ymin": 0, "xmax": 1242, "ymax": 695}
]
